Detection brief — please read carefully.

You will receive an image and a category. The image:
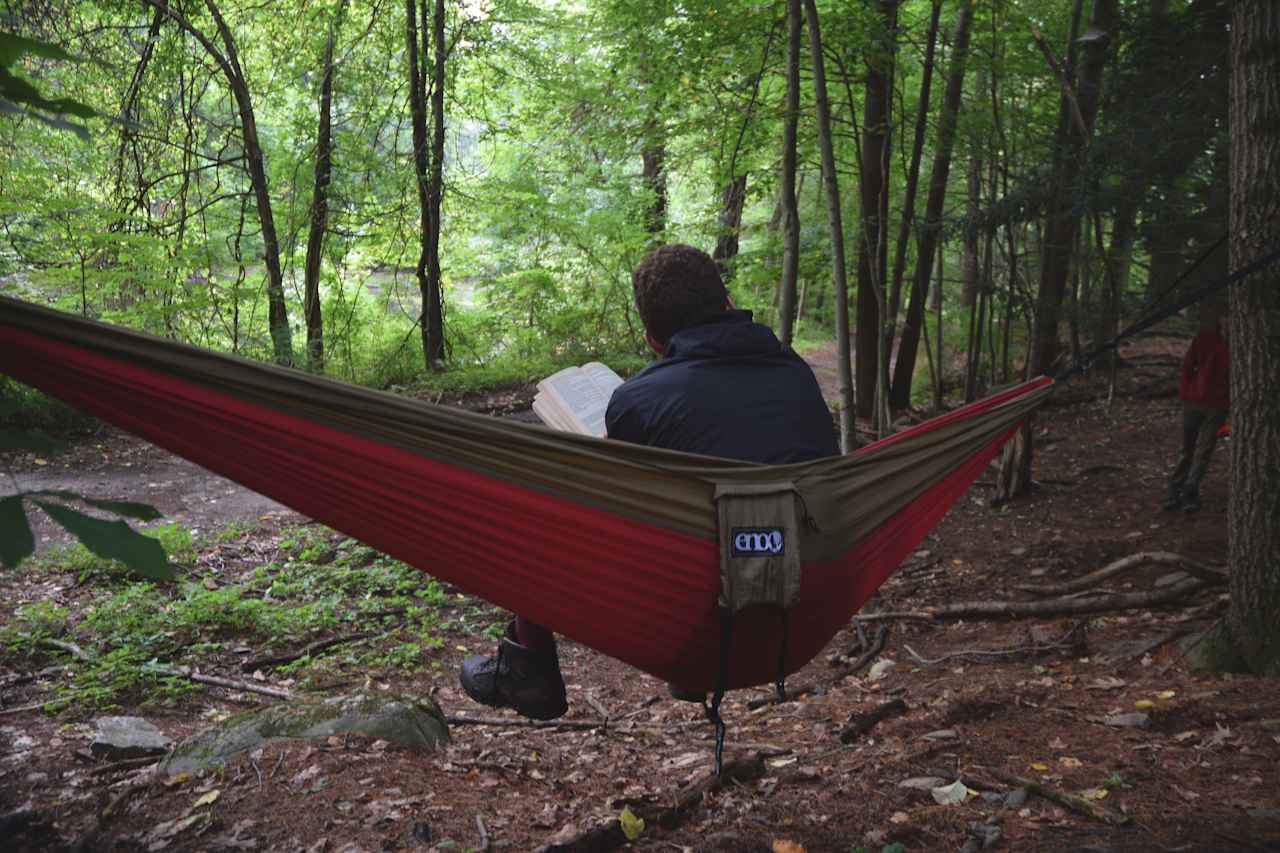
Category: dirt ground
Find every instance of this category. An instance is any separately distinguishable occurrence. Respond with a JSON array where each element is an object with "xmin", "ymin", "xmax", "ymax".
[{"xmin": 2, "ymin": 335, "xmax": 1278, "ymax": 853}]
